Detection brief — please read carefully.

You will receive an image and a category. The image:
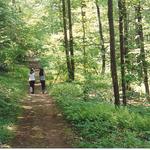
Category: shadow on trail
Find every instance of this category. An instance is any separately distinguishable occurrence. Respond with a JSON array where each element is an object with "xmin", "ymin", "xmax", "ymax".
[{"xmin": 10, "ymin": 60, "xmax": 74, "ymax": 148}]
